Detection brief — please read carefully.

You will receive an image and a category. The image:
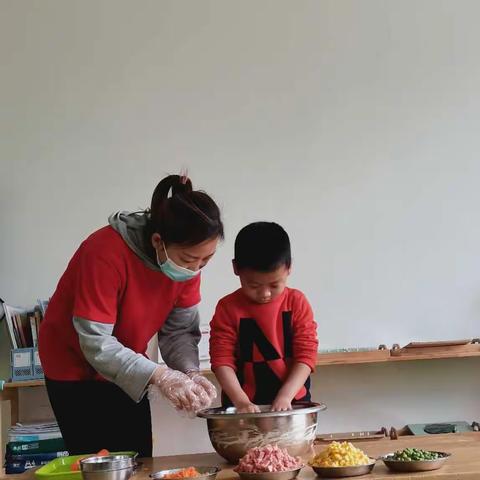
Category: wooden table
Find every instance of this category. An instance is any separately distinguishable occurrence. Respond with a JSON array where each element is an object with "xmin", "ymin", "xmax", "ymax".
[{"xmin": 7, "ymin": 432, "xmax": 480, "ymax": 480}]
